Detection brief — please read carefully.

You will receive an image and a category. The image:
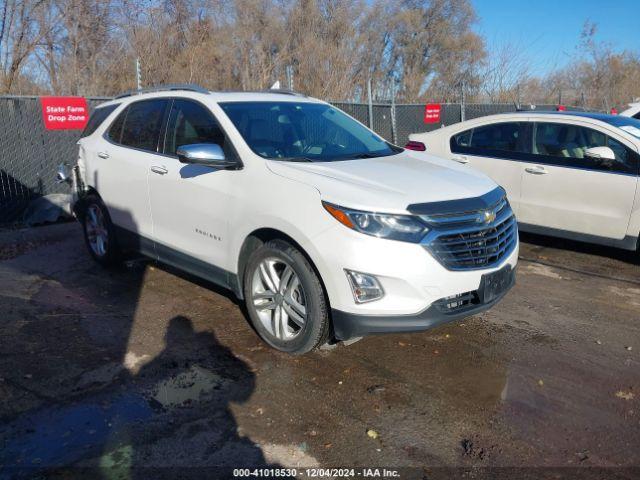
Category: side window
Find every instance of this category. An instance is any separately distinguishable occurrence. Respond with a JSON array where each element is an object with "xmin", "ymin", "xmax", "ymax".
[
  {"xmin": 107, "ymin": 107, "xmax": 127, "ymax": 143},
  {"xmin": 451, "ymin": 129, "xmax": 472, "ymax": 151},
  {"xmin": 451, "ymin": 122, "xmax": 528, "ymax": 157},
  {"xmin": 164, "ymin": 99, "xmax": 228, "ymax": 156},
  {"xmin": 533, "ymin": 122, "xmax": 636, "ymax": 174},
  {"xmin": 534, "ymin": 123, "xmax": 594, "ymax": 158},
  {"xmin": 469, "ymin": 123, "xmax": 526, "ymax": 152},
  {"xmin": 81, "ymin": 104, "xmax": 119, "ymax": 138},
  {"xmin": 606, "ymin": 137, "xmax": 636, "ymax": 174},
  {"xmin": 120, "ymin": 99, "xmax": 169, "ymax": 152}
]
